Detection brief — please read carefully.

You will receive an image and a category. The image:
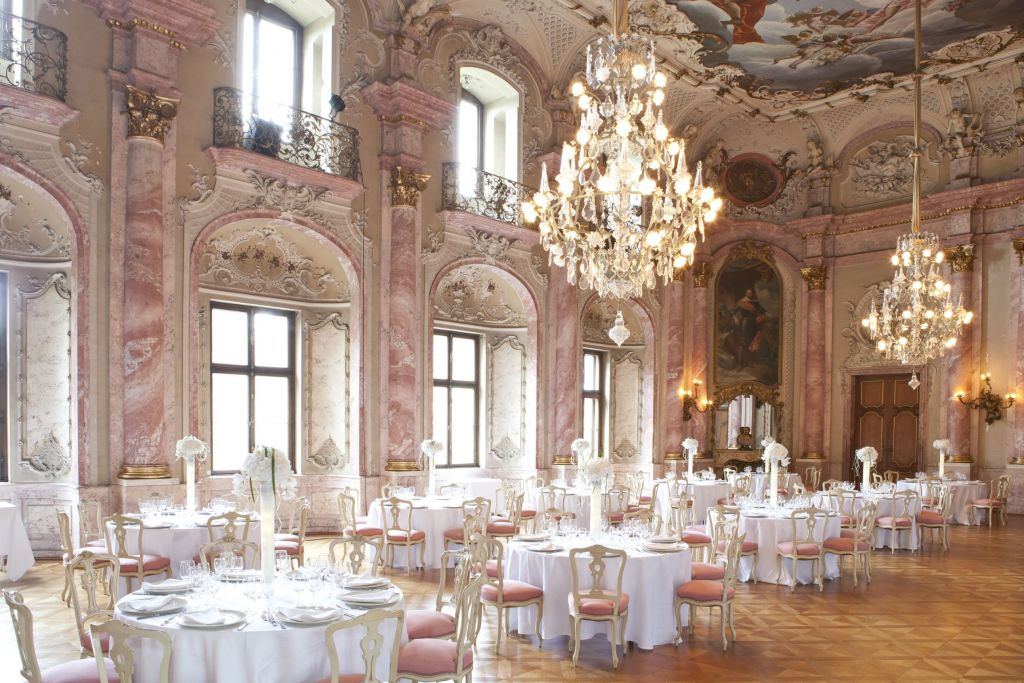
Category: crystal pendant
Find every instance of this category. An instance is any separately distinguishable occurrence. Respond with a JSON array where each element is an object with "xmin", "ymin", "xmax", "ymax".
[
  {"xmin": 608, "ymin": 309, "xmax": 630, "ymax": 347},
  {"xmin": 908, "ymin": 371, "xmax": 920, "ymax": 390}
]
